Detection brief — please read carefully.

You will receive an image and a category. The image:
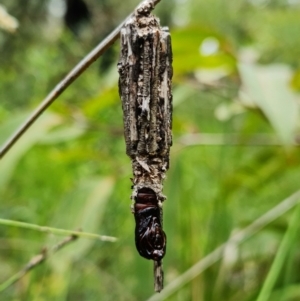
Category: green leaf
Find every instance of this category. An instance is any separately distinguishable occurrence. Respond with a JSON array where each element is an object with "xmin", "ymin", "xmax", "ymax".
[
  {"xmin": 270, "ymin": 285, "xmax": 300, "ymax": 301},
  {"xmin": 239, "ymin": 63, "xmax": 299, "ymax": 144},
  {"xmin": 256, "ymin": 204, "xmax": 300, "ymax": 301},
  {"xmin": 171, "ymin": 26, "xmax": 236, "ymax": 76},
  {"xmin": 49, "ymin": 177, "xmax": 115, "ymax": 272},
  {"xmin": 38, "ymin": 124, "xmax": 85, "ymax": 144},
  {"xmin": 0, "ymin": 112, "xmax": 62, "ymax": 191}
]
